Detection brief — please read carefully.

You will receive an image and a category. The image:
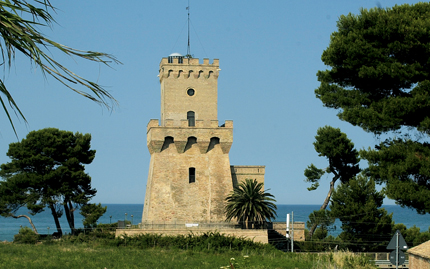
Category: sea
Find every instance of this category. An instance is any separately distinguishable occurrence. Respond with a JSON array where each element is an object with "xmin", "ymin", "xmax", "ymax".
[{"xmin": 1, "ymin": 204, "xmax": 429, "ymax": 242}]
